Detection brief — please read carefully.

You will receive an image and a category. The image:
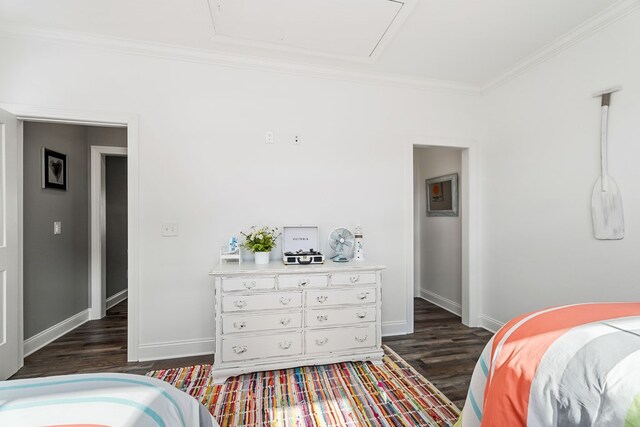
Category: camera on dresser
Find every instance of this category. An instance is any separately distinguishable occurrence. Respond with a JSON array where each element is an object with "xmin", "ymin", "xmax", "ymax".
[{"xmin": 209, "ymin": 261, "xmax": 385, "ymax": 384}]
